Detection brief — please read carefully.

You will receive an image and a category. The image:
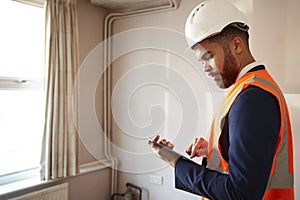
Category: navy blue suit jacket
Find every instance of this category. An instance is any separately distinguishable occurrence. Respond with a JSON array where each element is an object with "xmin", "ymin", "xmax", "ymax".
[{"xmin": 175, "ymin": 66, "xmax": 280, "ymax": 200}]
